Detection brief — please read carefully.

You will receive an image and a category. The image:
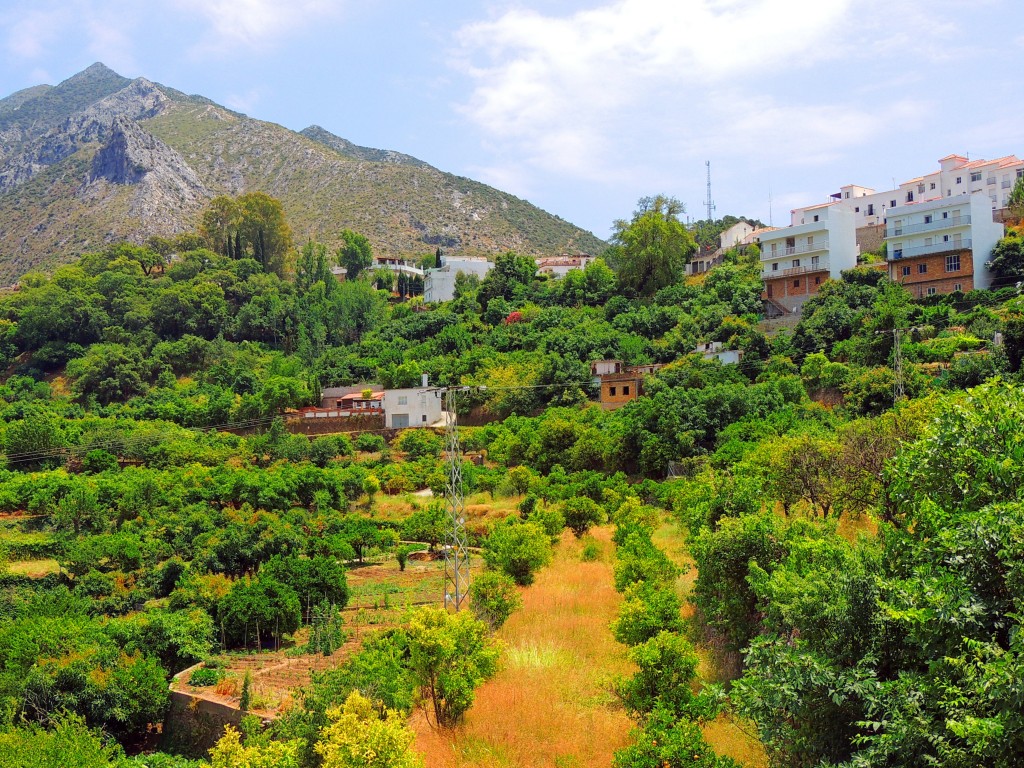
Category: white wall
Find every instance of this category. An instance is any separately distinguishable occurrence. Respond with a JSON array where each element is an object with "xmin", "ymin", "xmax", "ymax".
[{"xmin": 383, "ymin": 387, "xmax": 443, "ymax": 428}]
